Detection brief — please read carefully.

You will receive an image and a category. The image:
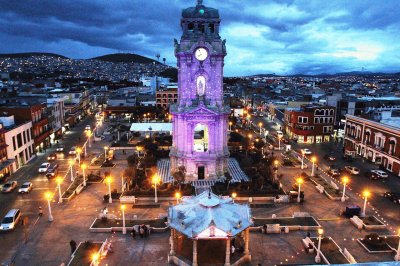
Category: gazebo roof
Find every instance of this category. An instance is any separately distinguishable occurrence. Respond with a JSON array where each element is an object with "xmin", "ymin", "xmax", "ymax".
[{"xmin": 168, "ymin": 191, "xmax": 252, "ymax": 239}]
